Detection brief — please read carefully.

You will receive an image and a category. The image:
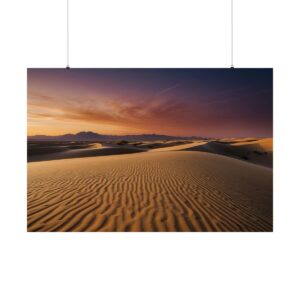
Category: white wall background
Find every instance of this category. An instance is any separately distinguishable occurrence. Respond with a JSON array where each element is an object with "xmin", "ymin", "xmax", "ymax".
[{"xmin": 0, "ymin": 0, "xmax": 299, "ymax": 299}]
